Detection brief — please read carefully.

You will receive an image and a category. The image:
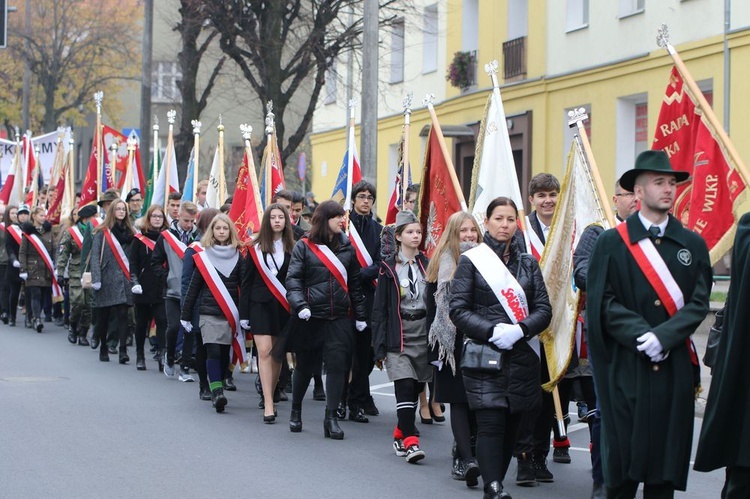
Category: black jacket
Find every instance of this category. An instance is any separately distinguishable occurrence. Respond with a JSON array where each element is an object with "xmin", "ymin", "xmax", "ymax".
[
  {"xmin": 449, "ymin": 234, "xmax": 552, "ymax": 411},
  {"xmin": 527, "ymin": 210, "xmax": 546, "ymax": 245},
  {"xmin": 240, "ymin": 247, "xmax": 291, "ymax": 318},
  {"xmin": 286, "ymin": 234, "xmax": 367, "ymax": 321},
  {"xmin": 181, "ymin": 251, "xmax": 243, "ymax": 320},
  {"xmin": 349, "ymin": 210, "xmax": 382, "ymax": 290},
  {"xmin": 129, "ymin": 230, "xmax": 165, "ymax": 304},
  {"xmin": 573, "ymin": 223, "xmax": 604, "ymax": 292},
  {"xmin": 371, "ymin": 253, "xmax": 429, "ymax": 361},
  {"xmin": 5, "ymin": 223, "xmax": 22, "ymax": 282}
]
